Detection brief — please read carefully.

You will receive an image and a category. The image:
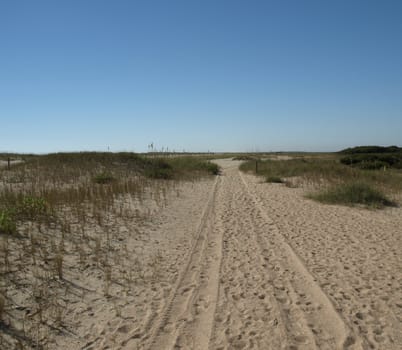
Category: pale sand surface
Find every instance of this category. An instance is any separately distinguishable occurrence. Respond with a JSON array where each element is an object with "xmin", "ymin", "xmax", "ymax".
[
  {"xmin": 4, "ymin": 159, "xmax": 401, "ymax": 349},
  {"xmin": 145, "ymin": 159, "xmax": 401, "ymax": 350}
]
